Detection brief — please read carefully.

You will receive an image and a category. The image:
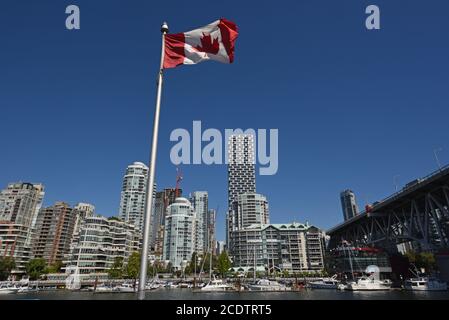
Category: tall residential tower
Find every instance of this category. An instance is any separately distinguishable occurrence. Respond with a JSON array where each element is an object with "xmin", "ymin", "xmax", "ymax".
[
  {"xmin": 190, "ymin": 191, "xmax": 208, "ymax": 255},
  {"xmin": 340, "ymin": 189, "xmax": 359, "ymax": 221},
  {"xmin": 226, "ymin": 134, "xmax": 256, "ymax": 250},
  {"xmin": 119, "ymin": 162, "xmax": 155, "ymax": 234}
]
